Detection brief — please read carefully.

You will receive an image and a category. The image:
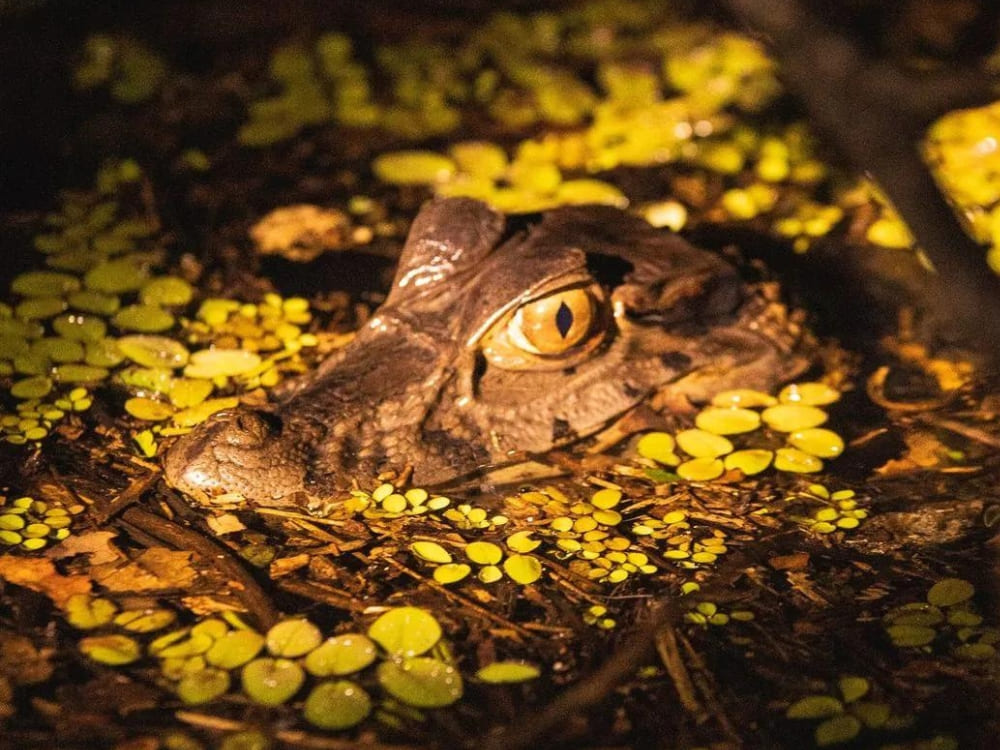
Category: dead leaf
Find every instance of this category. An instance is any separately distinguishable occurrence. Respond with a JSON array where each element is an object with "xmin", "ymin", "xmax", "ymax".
[
  {"xmin": 768, "ymin": 552, "xmax": 810, "ymax": 571},
  {"xmin": 206, "ymin": 513, "xmax": 246, "ymax": 536},
  {"xmin": 0, "ymin": 632, "xmax": 55, "ymax": 685},
  {"xmin": 876, "ymin": 429, "xmax": 949, "ymax": 474},
  {"xmin": 92, "ymin": 548, "xmax": 197, "ymax": 592},
  {"xmin": 46, "ymin": 530, "xmax": 123, "ymax": 565},
  {"xmin": 0, "ymin": 557, "xmax": 91, "ymax": 606}
]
